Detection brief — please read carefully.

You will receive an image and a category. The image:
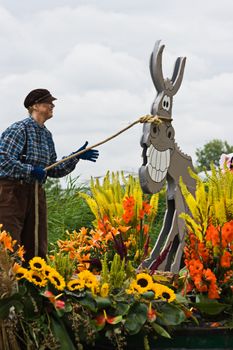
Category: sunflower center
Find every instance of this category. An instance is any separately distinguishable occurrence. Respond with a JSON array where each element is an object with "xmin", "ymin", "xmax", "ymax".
[
  {"xmin": 53, "ymin": 277, "xmax": 61, "ymax": 285},
  {"xmin": 17, "ymin": 273, "xmax": 24, "ymax": 278},
  {"xmin": 34, "ymin": 263, "xmax": 42, "ymax": 269},
  {"xmin": 33, "ymin": 275, "xmax": 42, "ymax": 282},
  {"xmin": 162, "ymin": 292, "xmax": 170, "ymax": 300},
  {"xmin": 137, "ymin": 278, "xmax": 148, "ymax": 288}
]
